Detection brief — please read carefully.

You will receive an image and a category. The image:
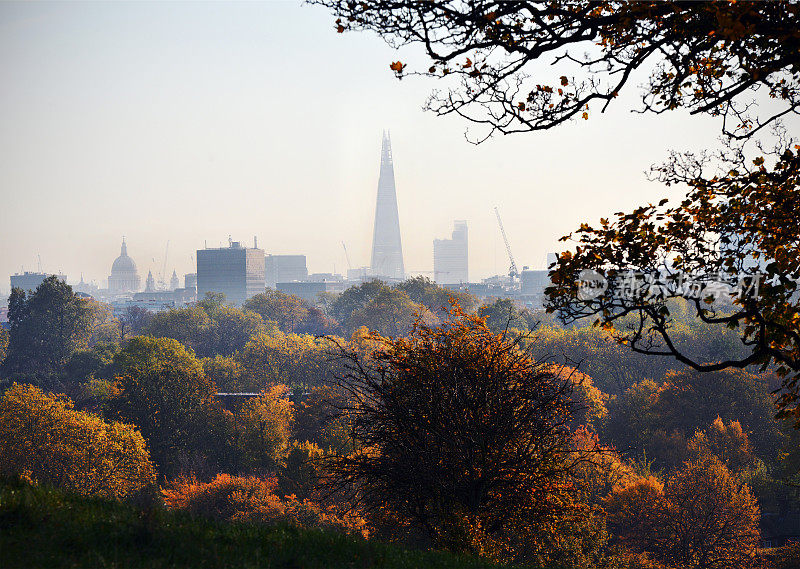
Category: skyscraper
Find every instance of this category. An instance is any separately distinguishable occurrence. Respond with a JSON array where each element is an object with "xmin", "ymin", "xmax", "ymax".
[
  {"xmin": 196, "ymin": 240, "xmax": 265, "ymax": 306},
  {"xmin": 434, "ymin": 220, "xmax": 468, "ymax": 285},
  {"xmin": 370, "ymin": 131, "xmax": 405, "ymax": 280}
]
